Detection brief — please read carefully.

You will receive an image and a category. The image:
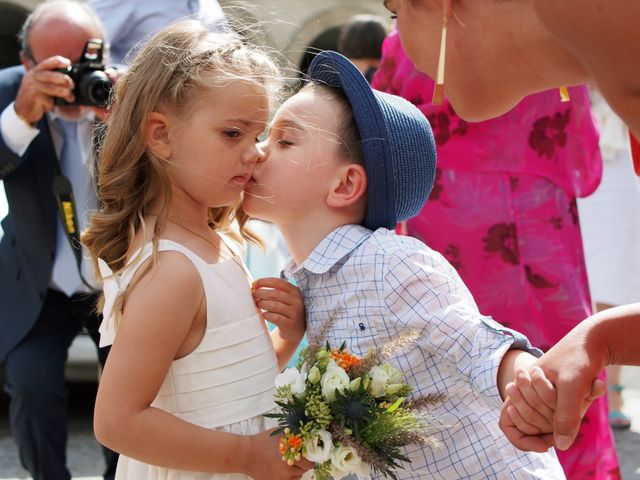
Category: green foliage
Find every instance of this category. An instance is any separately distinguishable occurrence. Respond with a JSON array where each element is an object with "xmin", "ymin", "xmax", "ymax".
[{"xmin": 265, "ymin": 396, "xmax": 310, "ymax": 436}]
